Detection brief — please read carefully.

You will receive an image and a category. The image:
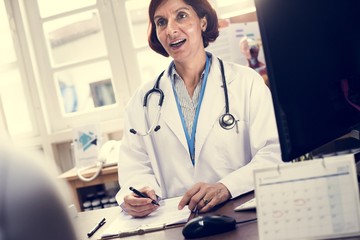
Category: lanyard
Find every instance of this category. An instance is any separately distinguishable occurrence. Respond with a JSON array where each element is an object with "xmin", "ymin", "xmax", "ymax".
[{"xmin": 172, "ymin": 54, "xmax": 211, "ymax": 165}]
